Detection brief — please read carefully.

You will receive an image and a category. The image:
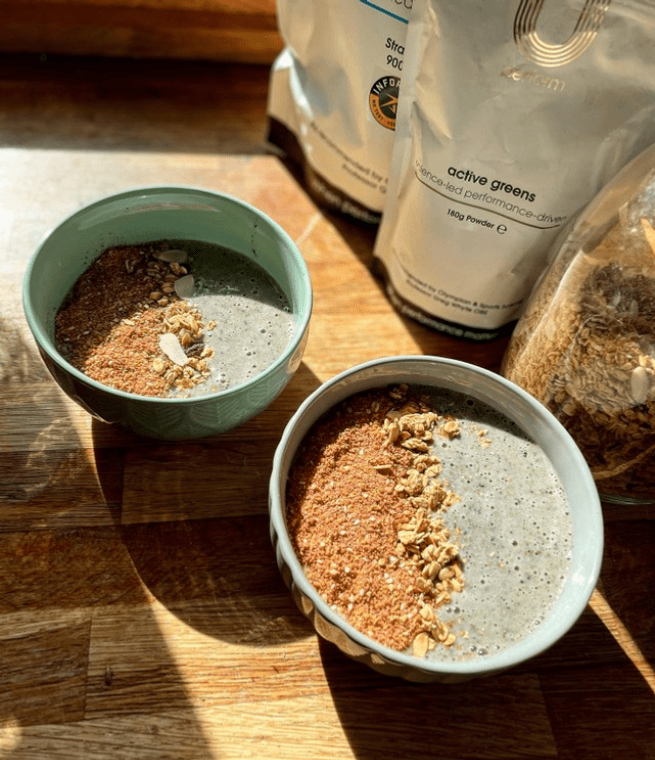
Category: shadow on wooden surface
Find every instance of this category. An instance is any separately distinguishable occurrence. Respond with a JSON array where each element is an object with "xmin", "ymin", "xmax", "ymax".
[
  {"xmin": 1, "ymin": 0, "xmax": 282, "ymax": 64},
  {"xmin": 88, "ymin": 359, "xmax": 323, "ymax": 649},
  {"xmin": 0, "ymin": 323, "xmax": 217, "ymax": 758},
  {"xmin": 321, "ymin": 600, "xmax": 655, "ymax": 760},
  {"xmin": 0, "ymin": 53, "xmax": 273, "ymax": 155}
]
